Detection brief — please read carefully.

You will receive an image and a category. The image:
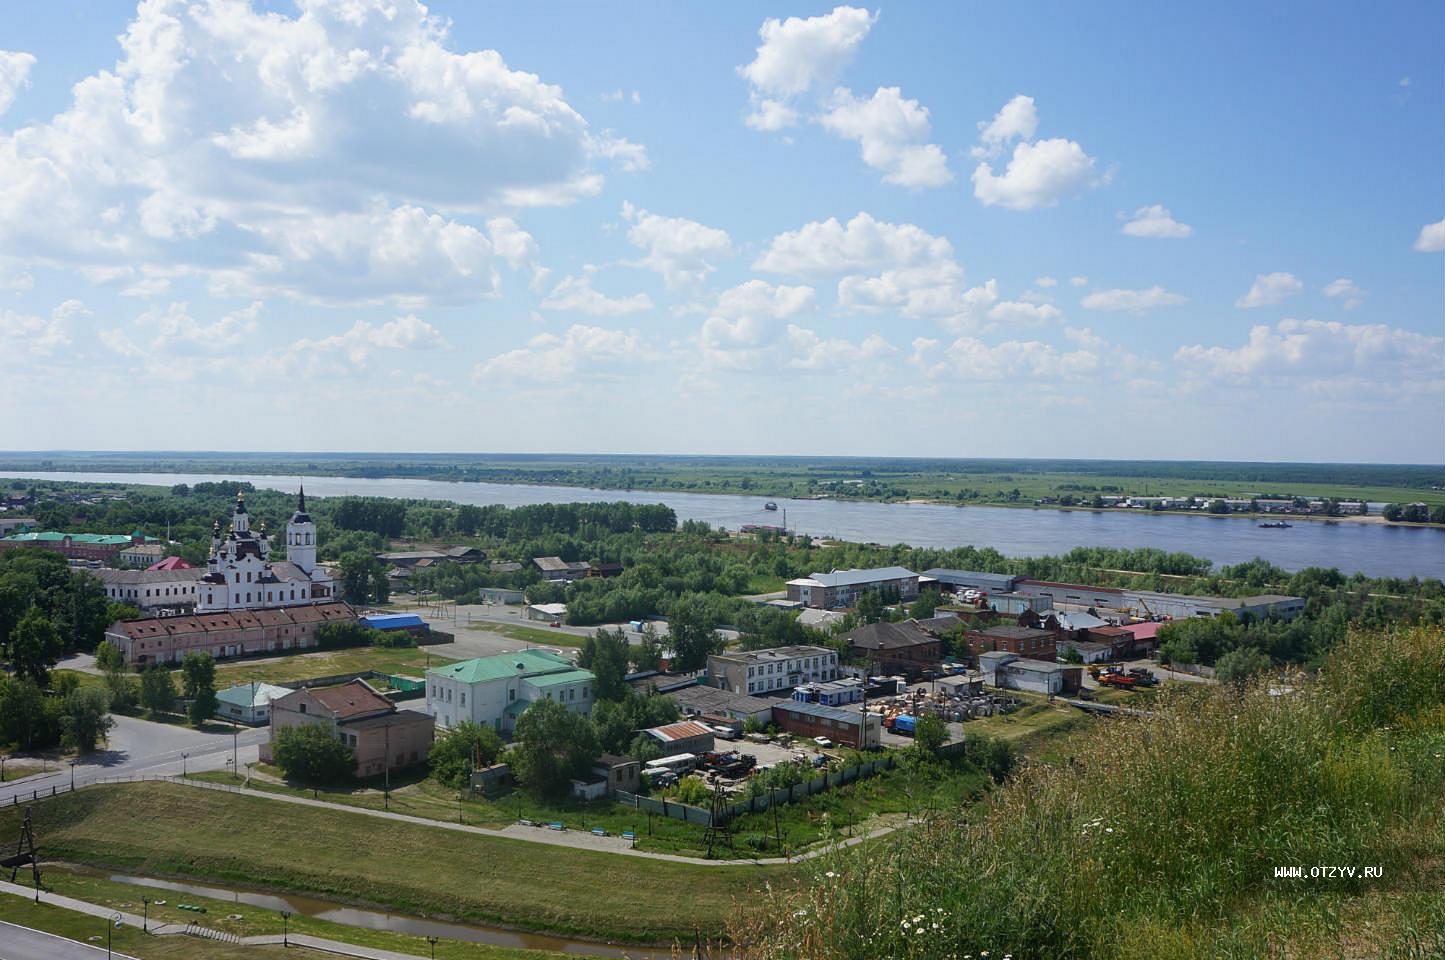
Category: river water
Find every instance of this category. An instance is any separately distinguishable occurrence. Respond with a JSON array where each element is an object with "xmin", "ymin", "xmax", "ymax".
[{"xmin": 4, "ymin": 470, "xmax": 1442, "ymax": 579}]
